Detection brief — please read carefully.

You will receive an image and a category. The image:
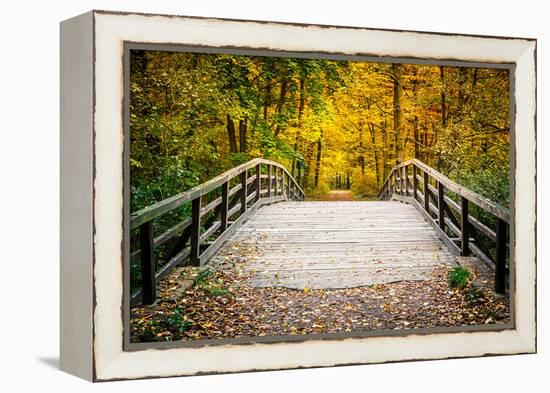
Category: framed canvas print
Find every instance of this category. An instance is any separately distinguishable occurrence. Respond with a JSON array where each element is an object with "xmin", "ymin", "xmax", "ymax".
[{"xmin": 60, "ymin": 10, "xmax": 536, "ymax": 381}]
